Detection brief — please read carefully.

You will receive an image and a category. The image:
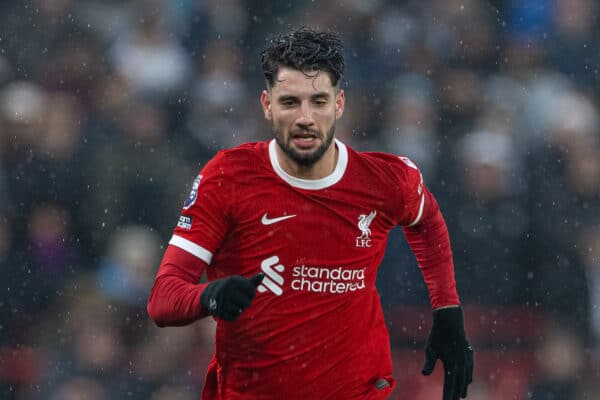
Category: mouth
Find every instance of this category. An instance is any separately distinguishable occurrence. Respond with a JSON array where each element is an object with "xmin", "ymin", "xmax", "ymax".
[
  {"xmin": 292, "ymin": 135, "xmax": 319, "ymax": 149},
  {"xmin": 291, "ymin": 130, "xmax": 320, "ymax": 149}
]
